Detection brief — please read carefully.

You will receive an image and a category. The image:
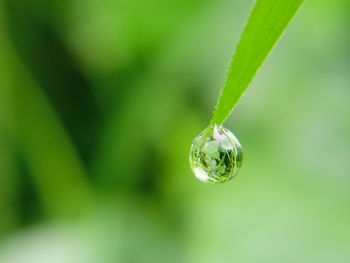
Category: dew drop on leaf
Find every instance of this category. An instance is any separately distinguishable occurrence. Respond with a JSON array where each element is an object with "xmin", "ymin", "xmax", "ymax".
[{"xmin": 189, "ymin": 124, "xmax": 243, "ymax": 183}]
